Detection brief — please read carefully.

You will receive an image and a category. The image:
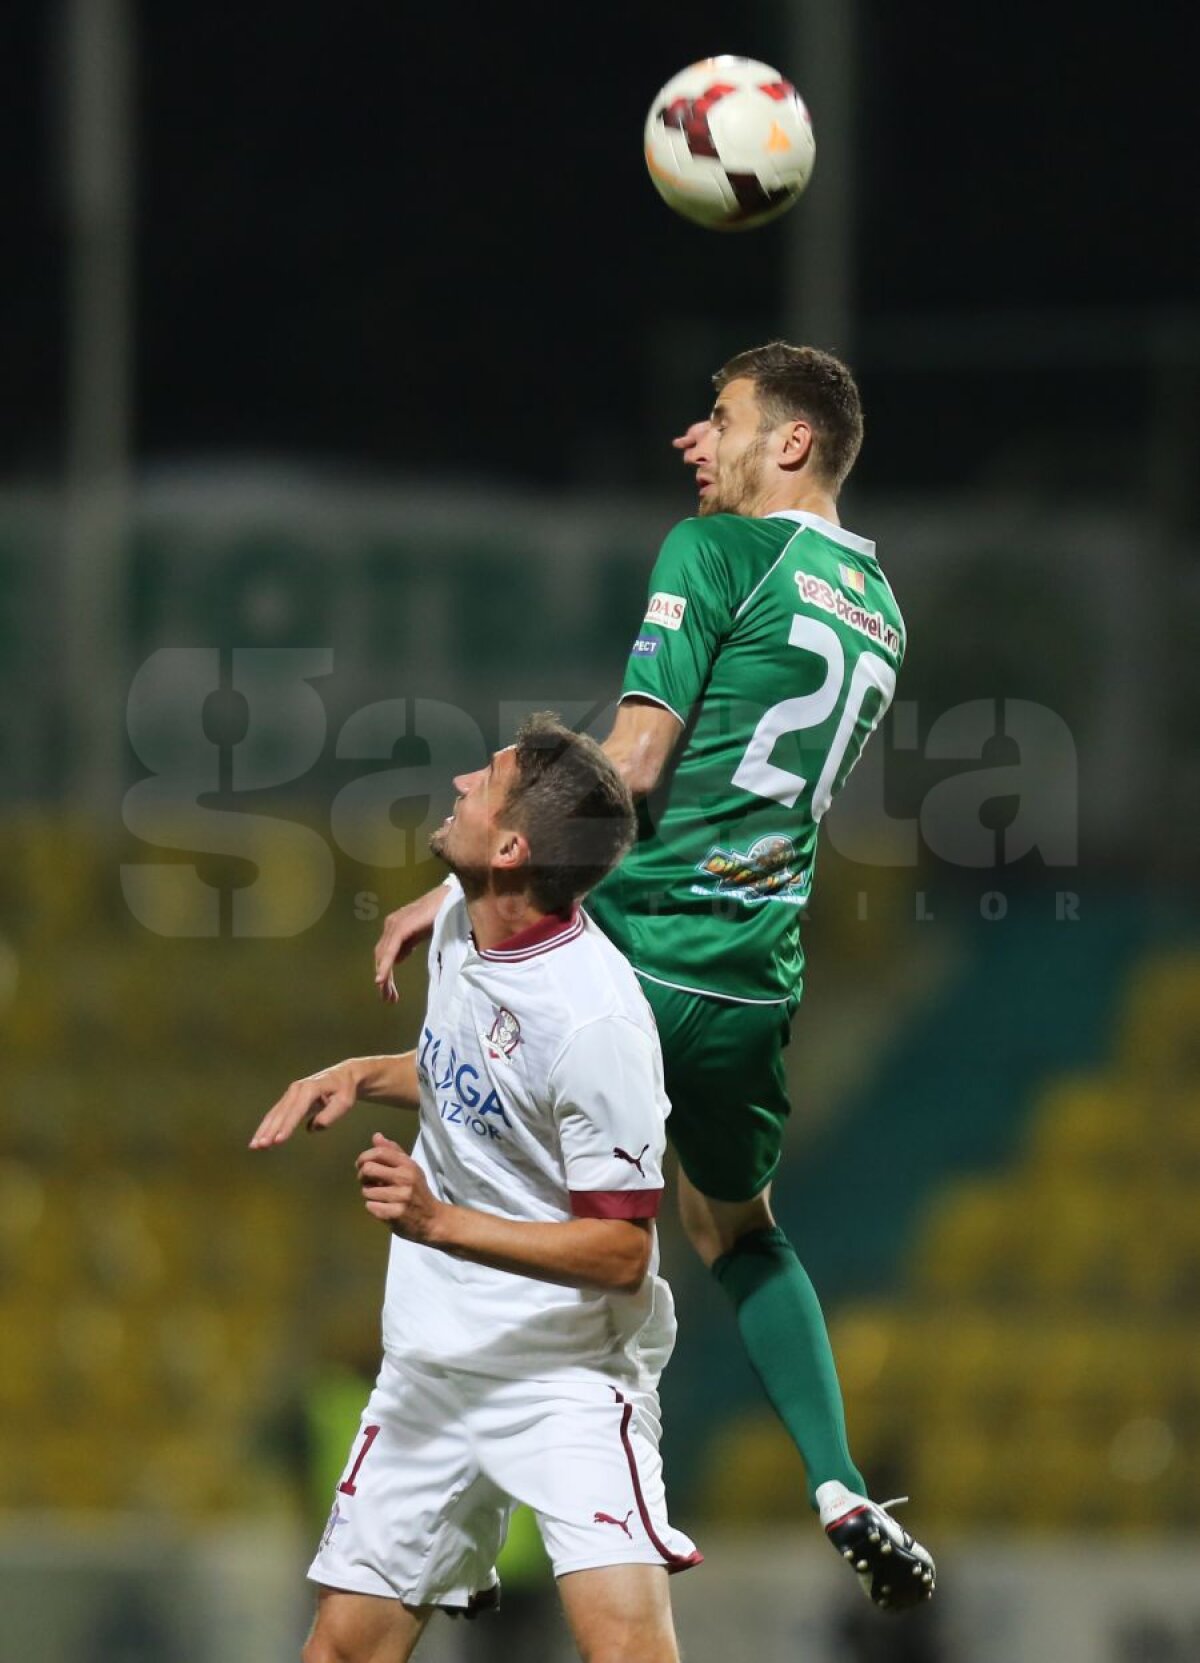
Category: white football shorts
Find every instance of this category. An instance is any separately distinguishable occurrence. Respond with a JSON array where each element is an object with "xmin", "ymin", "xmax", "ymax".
[{"xmin": 309, "ymin": 1352, "xmax": 701, "ymax": 1610}]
